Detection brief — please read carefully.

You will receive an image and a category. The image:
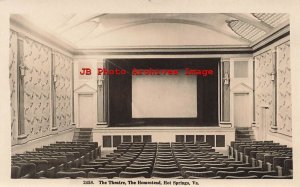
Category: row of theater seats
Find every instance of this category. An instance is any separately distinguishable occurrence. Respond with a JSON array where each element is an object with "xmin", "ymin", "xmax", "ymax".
[
  {"xmin": 229, "ymin": 140, "xmax": 293, "ymax": 178},
  {"xmin": 11, "ymin": 141, "xmax": 100, "ymax": 178},
  {"xmin": 89, "ymin": 141, "xmax": 292, "ymax": 179},
  {"xmin": 11, "ymin": 141, "xmax": 293, "ymax": 179}
]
